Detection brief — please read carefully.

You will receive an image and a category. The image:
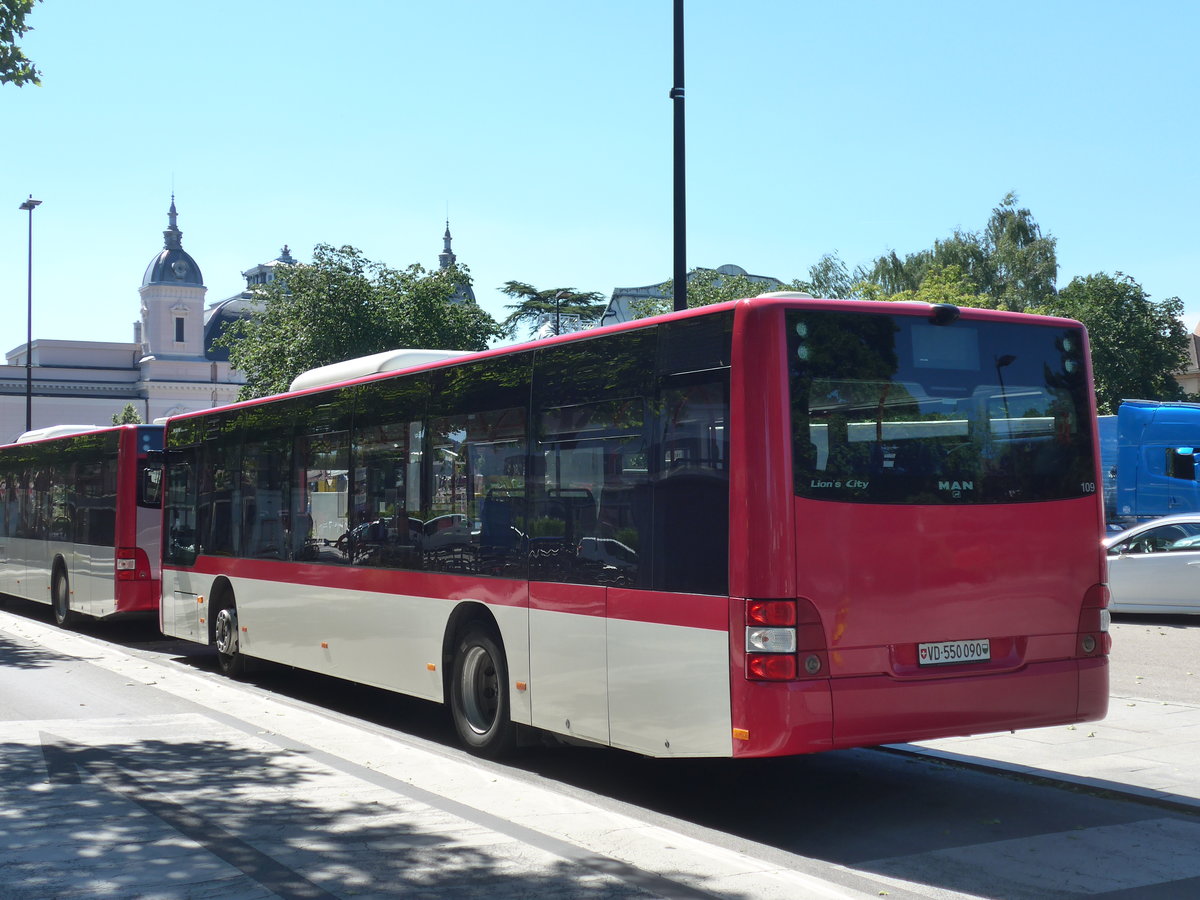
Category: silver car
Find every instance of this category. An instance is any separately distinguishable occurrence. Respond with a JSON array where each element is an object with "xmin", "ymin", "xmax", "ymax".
[{"xmin": 1105, "ymin": 514, "xmax": 1200, "ymax": 615}]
